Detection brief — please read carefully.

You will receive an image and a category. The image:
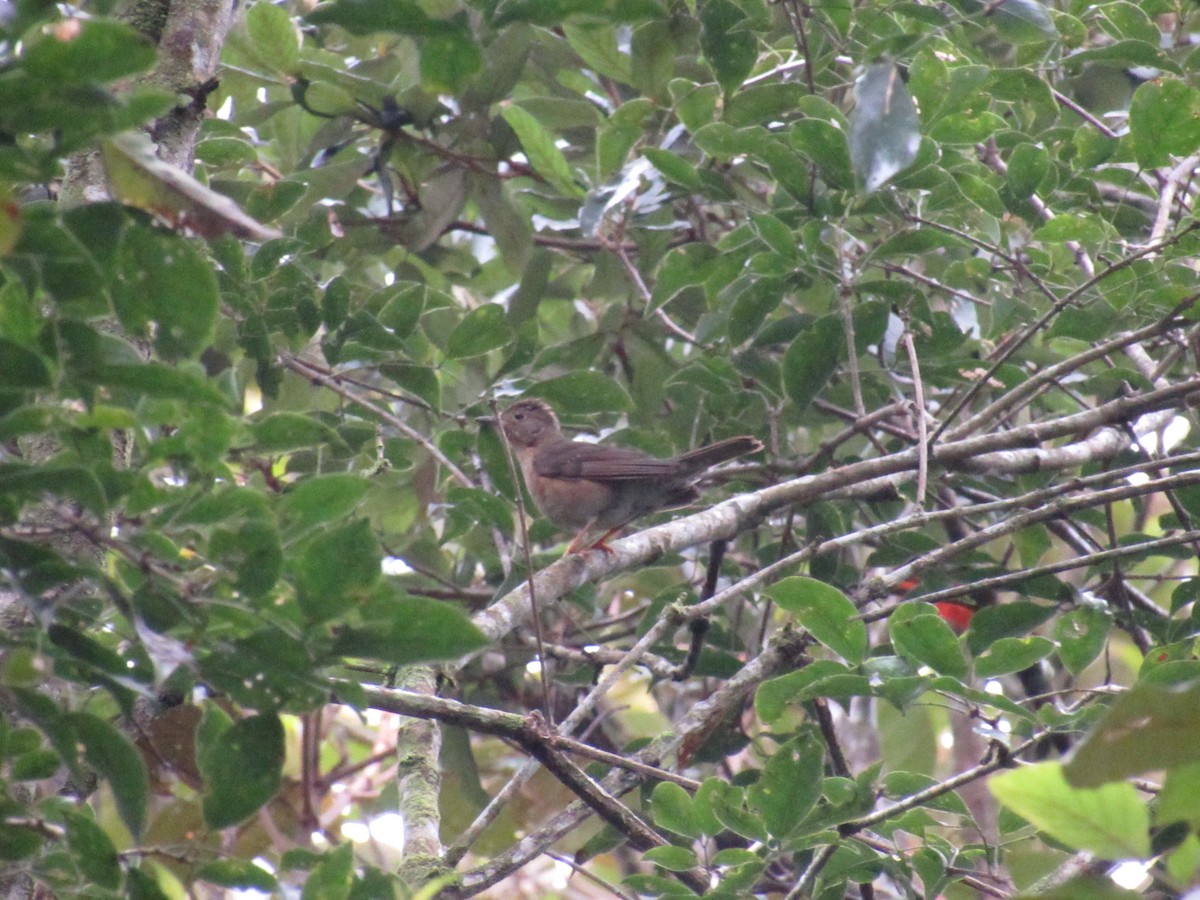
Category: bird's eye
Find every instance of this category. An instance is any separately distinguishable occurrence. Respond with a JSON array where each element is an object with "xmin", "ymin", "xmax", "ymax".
[{"xmin": 514, "ymin": 412, "xmax": 524, "ymax": 420}]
